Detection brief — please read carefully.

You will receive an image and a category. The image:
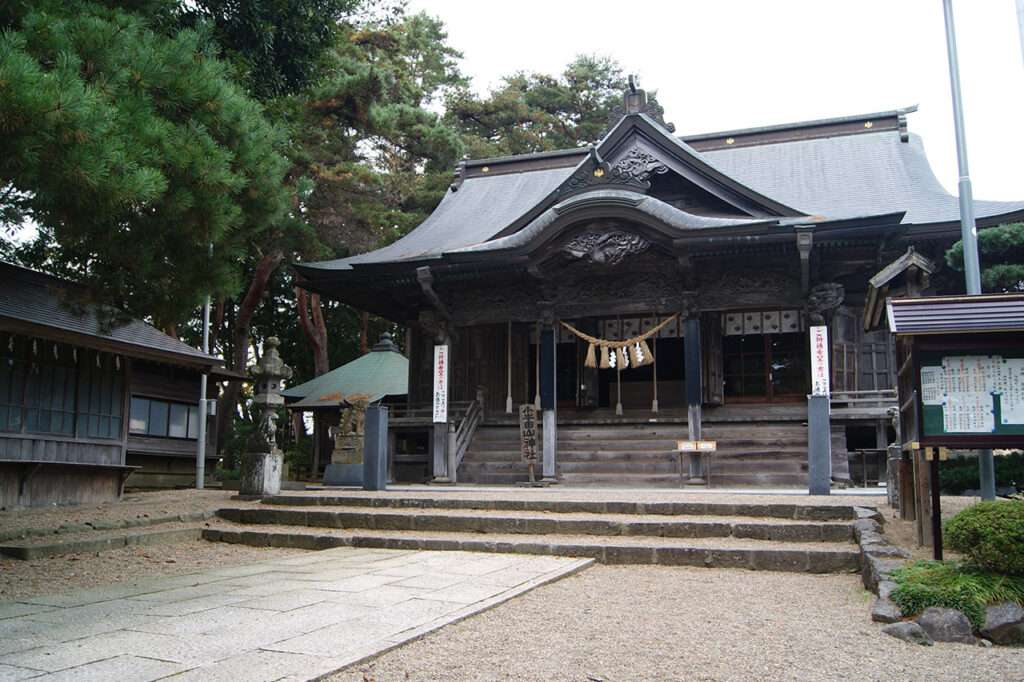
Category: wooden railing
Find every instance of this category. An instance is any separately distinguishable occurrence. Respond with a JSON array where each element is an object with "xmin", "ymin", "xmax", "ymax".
[
  {"xmin": 830, "ymin": 389, "xmax": 897, "ymax": 417},
  {"xmin": 449, "ymin": 398, "xmax": 483, "ymax": 476}
]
